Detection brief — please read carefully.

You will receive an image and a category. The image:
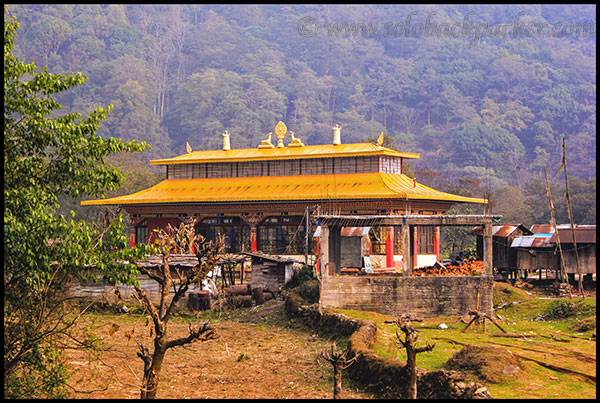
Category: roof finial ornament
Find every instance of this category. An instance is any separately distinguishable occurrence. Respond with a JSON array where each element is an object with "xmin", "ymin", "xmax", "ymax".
[
  {"xmin": 288, "ymin": 130, "xmax": 305, "ymax": 147},
  {"xmin": 222, "ymin": 130, "xmax": 231, "ymax": 151},
  {"xmin": 258, "ymin": 132, "xmax": 275, "ymax": 149},
  {"xmin": 186, "ymin": 142, "xmax": 192, "ymax": 153},
  {"xmin": 376, "ymin": 131, "xmax": 384, "ymax": 146},
  {"xmin": 333, "ymin": 124, "xmax": 341, "ymax": 145},
  {"xmin": 275, "ymin": 121, "xmax": 287, "ymax": 148}
]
